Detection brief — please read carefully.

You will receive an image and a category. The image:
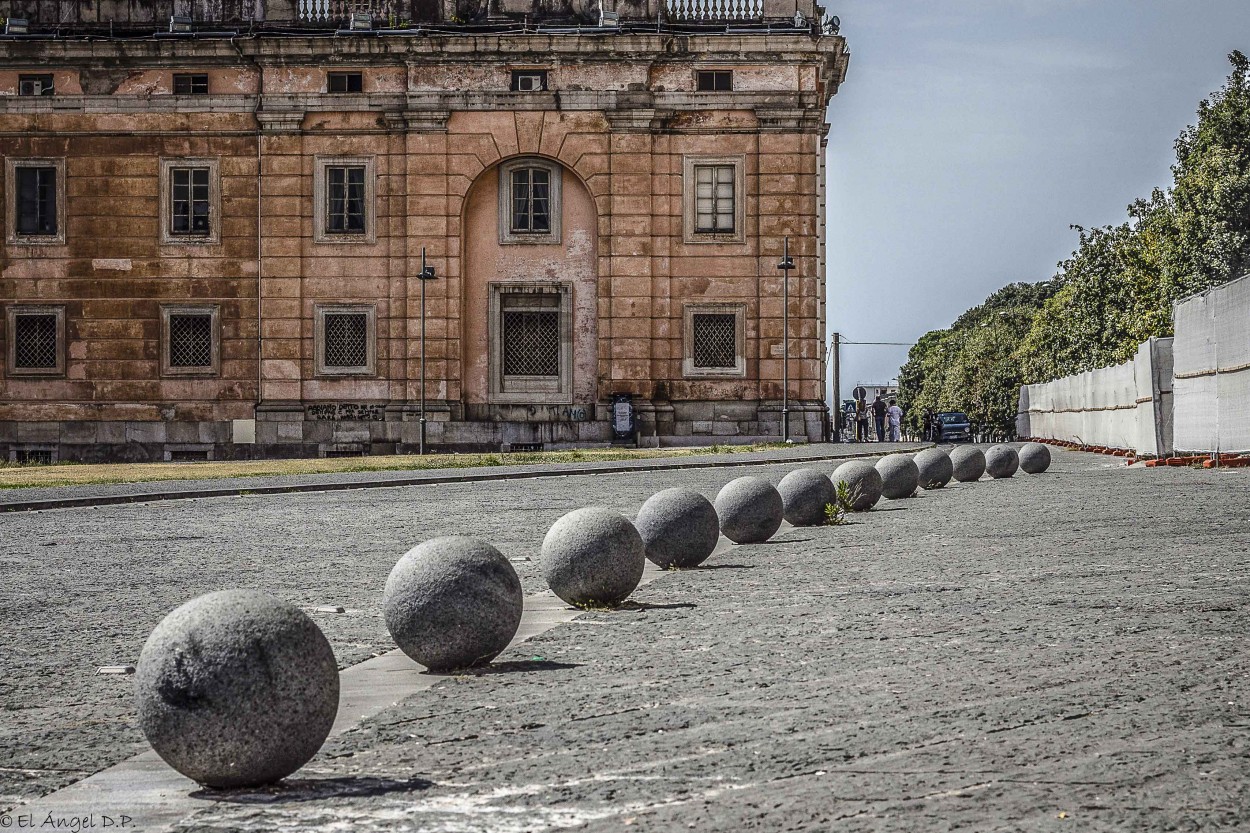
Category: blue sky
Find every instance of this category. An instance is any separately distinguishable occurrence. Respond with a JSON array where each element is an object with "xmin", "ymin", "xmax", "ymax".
[{"xmin": 824, "ymin": 0, "xmax": 1250, "ymax": 401}]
